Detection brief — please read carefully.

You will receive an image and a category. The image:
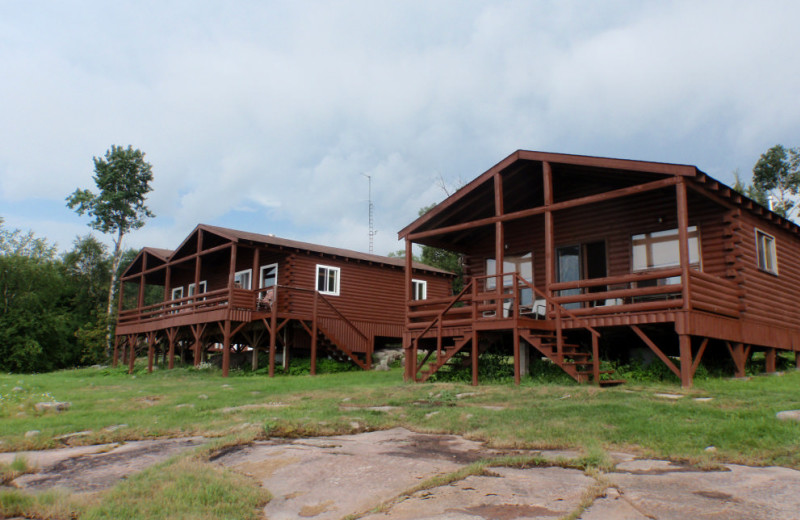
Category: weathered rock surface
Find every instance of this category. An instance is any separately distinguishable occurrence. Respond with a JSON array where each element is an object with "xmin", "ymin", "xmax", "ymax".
[{"xmin": 776, "ymin": 409, "xmax": 800, "ymax": 421}]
